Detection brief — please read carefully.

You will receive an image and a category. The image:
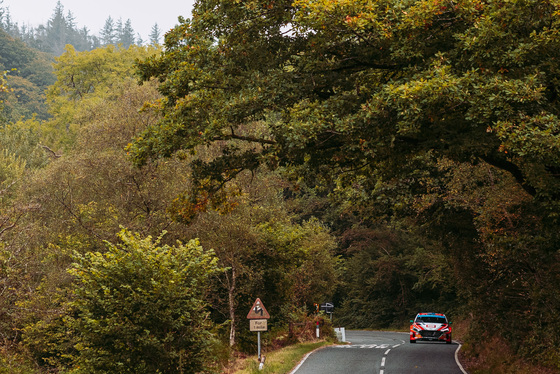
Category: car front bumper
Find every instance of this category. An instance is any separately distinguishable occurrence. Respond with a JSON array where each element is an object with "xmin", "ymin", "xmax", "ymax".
[{"xmin": 410, "ymin": 330, "xmax": 451, "ymax": 342}]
